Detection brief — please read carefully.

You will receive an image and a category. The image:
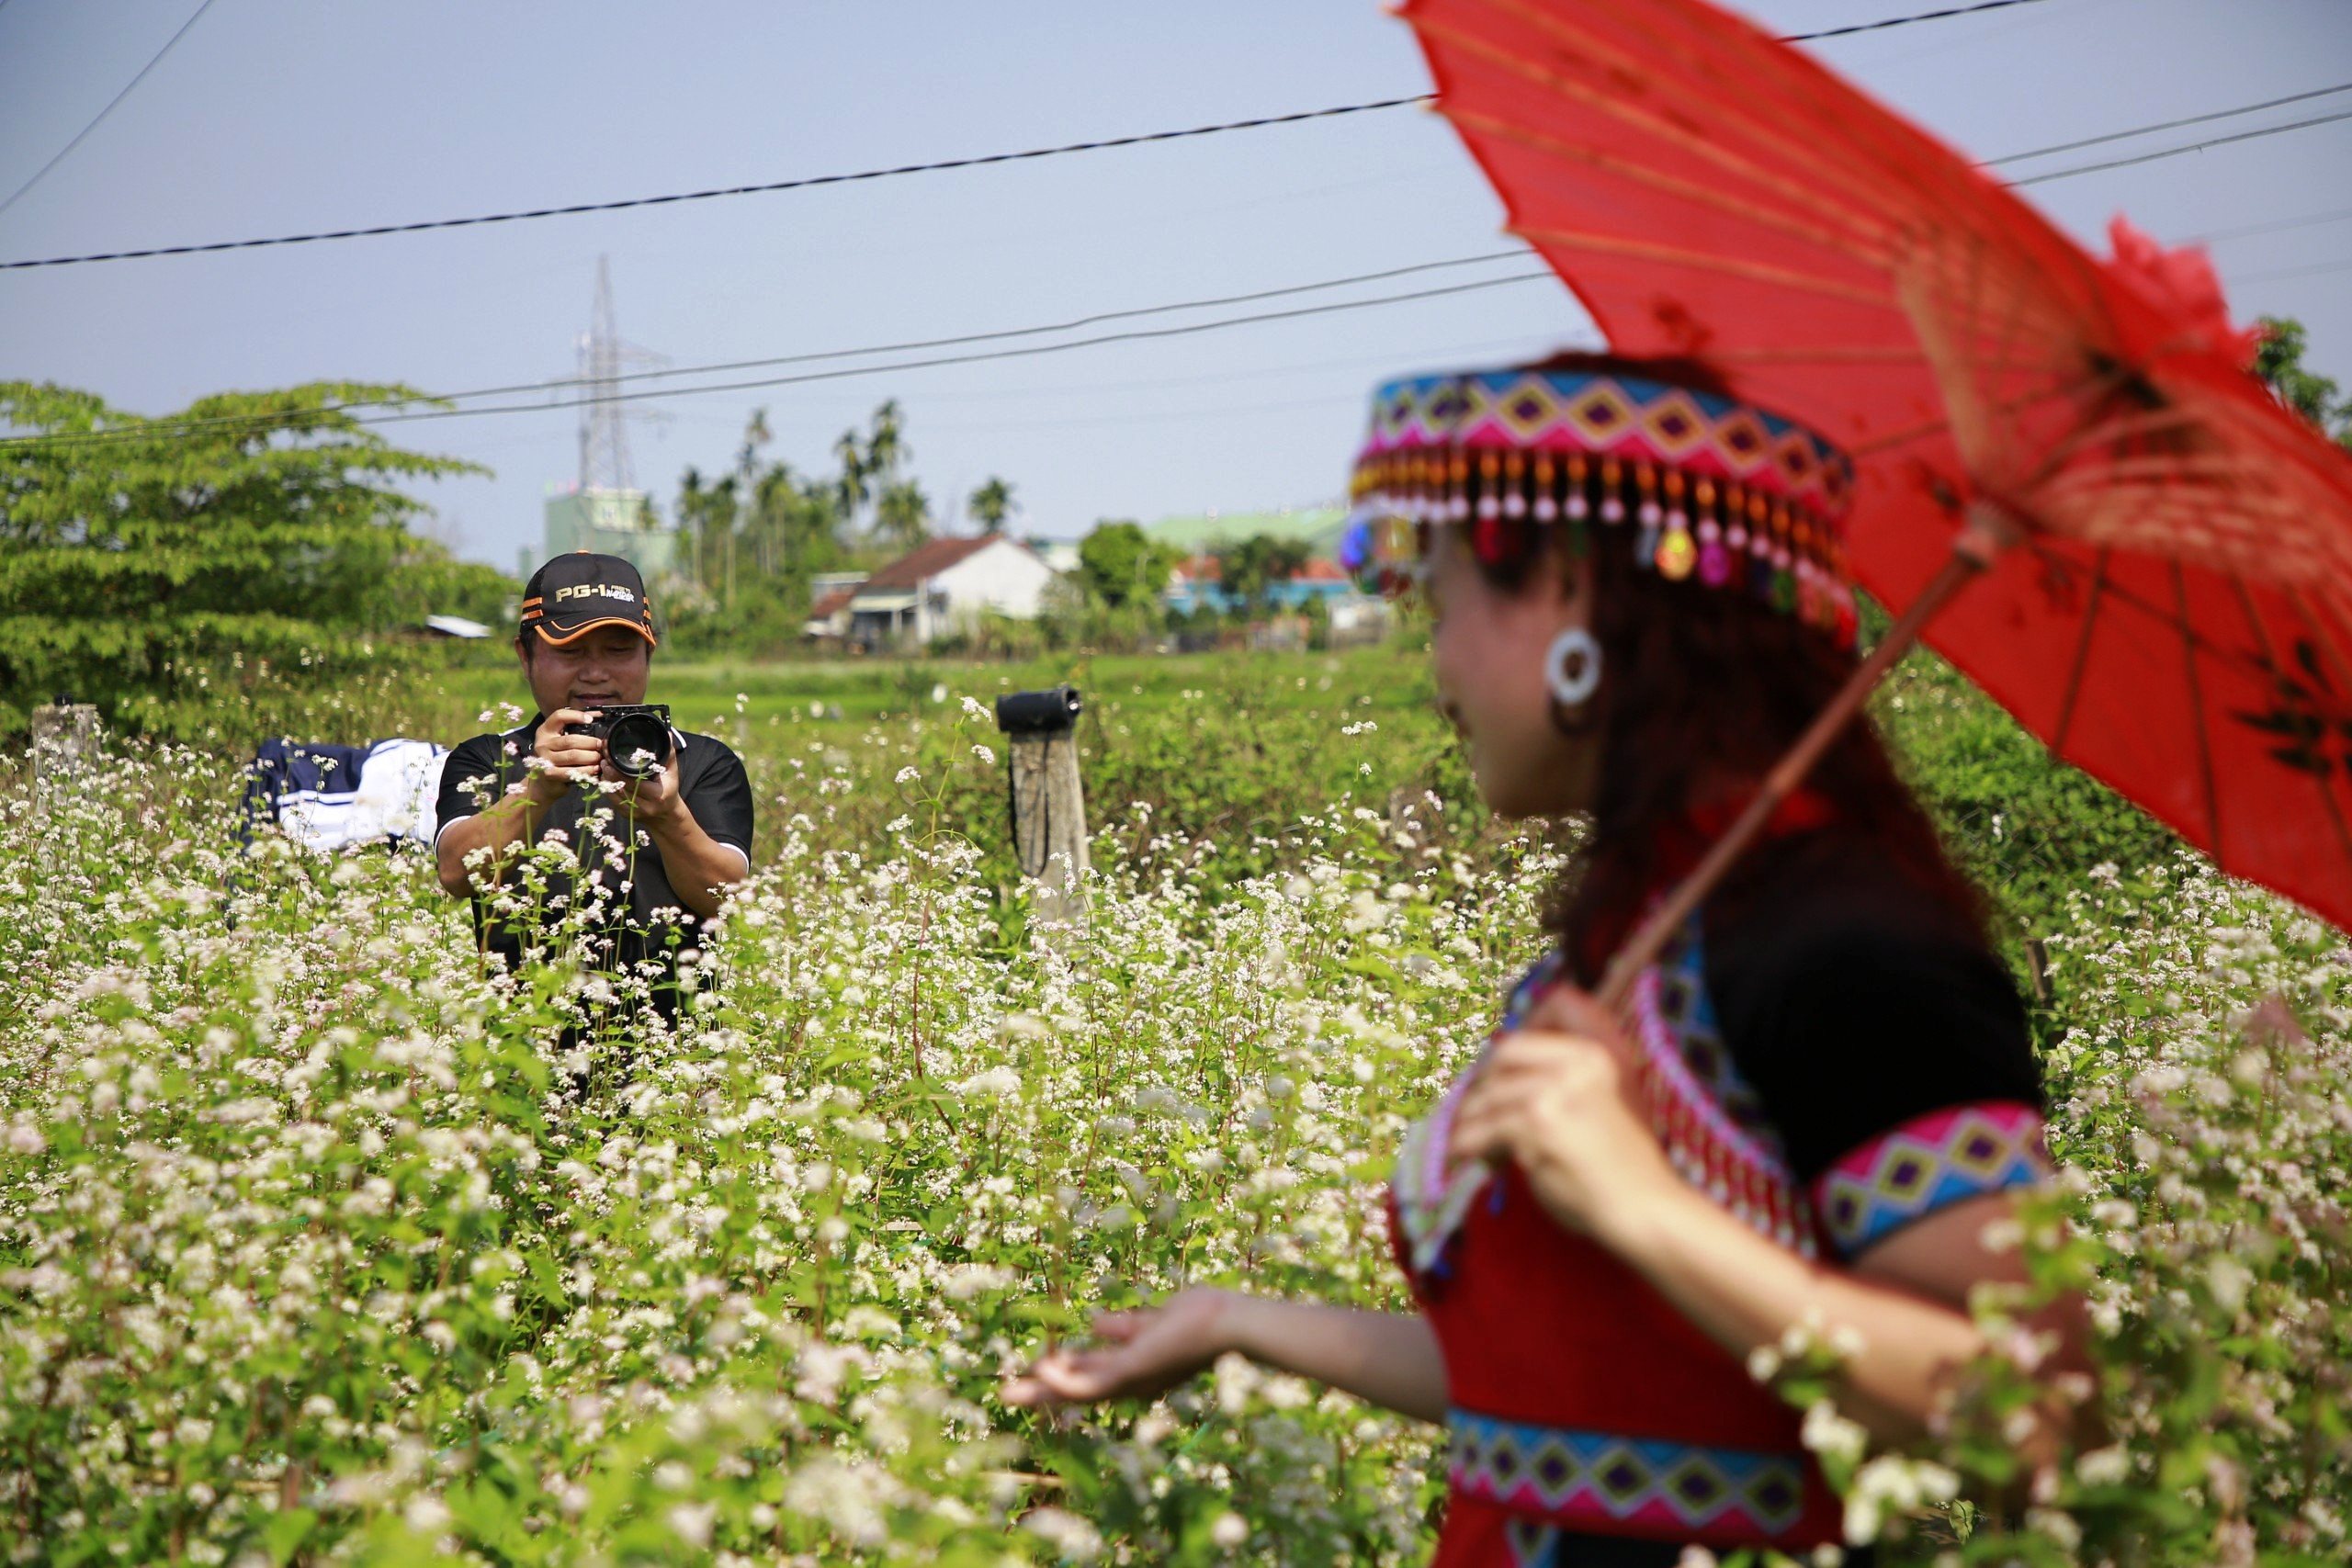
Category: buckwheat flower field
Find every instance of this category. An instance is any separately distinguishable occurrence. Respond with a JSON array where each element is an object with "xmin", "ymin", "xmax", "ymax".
[{"xmin": 4, "ymin": 685, "xmax": 2349, "ymax": 1565}]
